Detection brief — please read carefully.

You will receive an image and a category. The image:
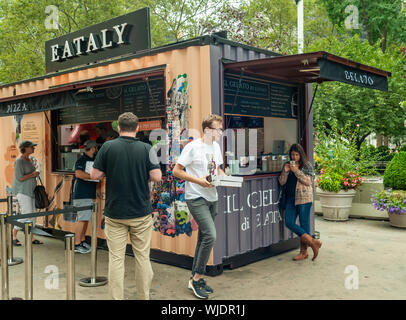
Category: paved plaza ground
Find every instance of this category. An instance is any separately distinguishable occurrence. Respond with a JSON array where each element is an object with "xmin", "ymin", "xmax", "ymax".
[{"xmin": 3, "ymin": 215, "xmax": 406, "ymax": 300}]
